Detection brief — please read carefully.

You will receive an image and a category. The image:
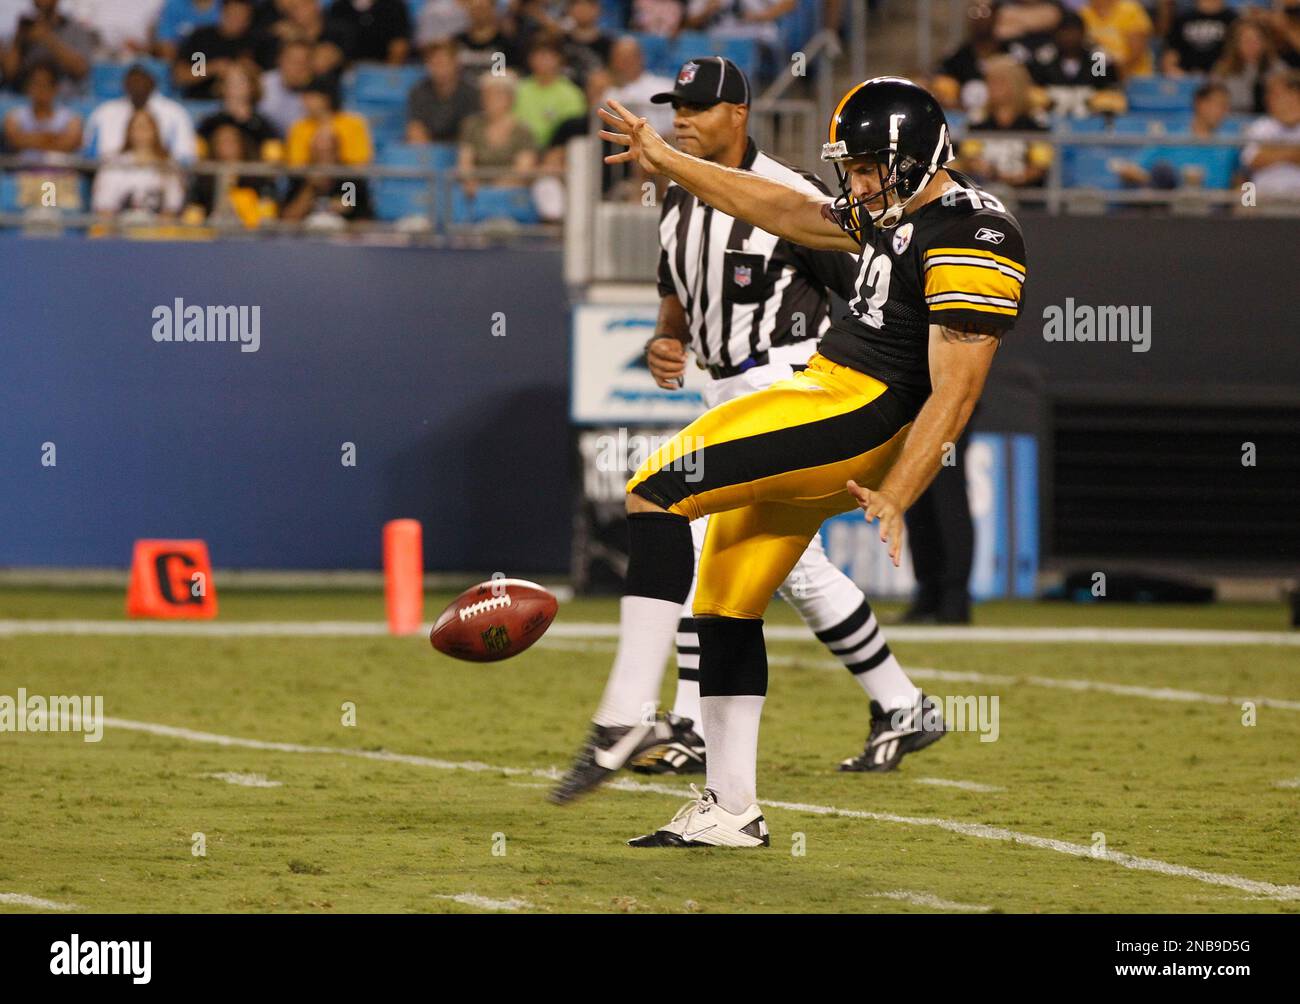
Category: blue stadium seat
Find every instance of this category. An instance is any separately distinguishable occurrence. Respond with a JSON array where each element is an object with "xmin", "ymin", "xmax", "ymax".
[
  {"xmin": 671, "ymin": 32, "xmax": 711, "ymax": 66},
  {"xmin": 372, "ymin": 144, "xmax": 458, "ymax": 223},
  {"xmin": 1058, "ymin": 114, "xmax": 1111, "ymax": 133},
  {"xmin": 630, "ymin": 33, "xmax": 673, "ymax": 78},
  {"xmin": 92, "ymin": 59, "xmax": 173, "ymax": 100},
  {"xmin": 348, "ymin": 64, "xmax": 425, "ymax": 107},
  {"xmin": 1062, "ymin": 145, "xmax": 1125, "ymax": 189},
  {"xmin": 380, "ymin": 142, "xmax": 457, "ymax": 170},
  {"xmin": 1126, "ymin": 76, "xmax": 1199, "ymax": 112},
  {"xmin": 1137, "ymin": 144, "xmax": 1241, "ymax": 189},
  {"xmin": 711, "ymin": 37, "xmax": 759, "ymax": 80},
  {"xmin": 0, "ymin": 172, "xmax": 21, "ymax": 213},
  {"xmin": 451, "ymin": 185, "xmax": 540, "ymax": 225},
  {"xmin": 348, "ymin": 102, "xmax": 406, "ymax": 150},
  {"xmin": 1114, "ymin": 112, "xmax": 1192, "ymax": 135}
]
